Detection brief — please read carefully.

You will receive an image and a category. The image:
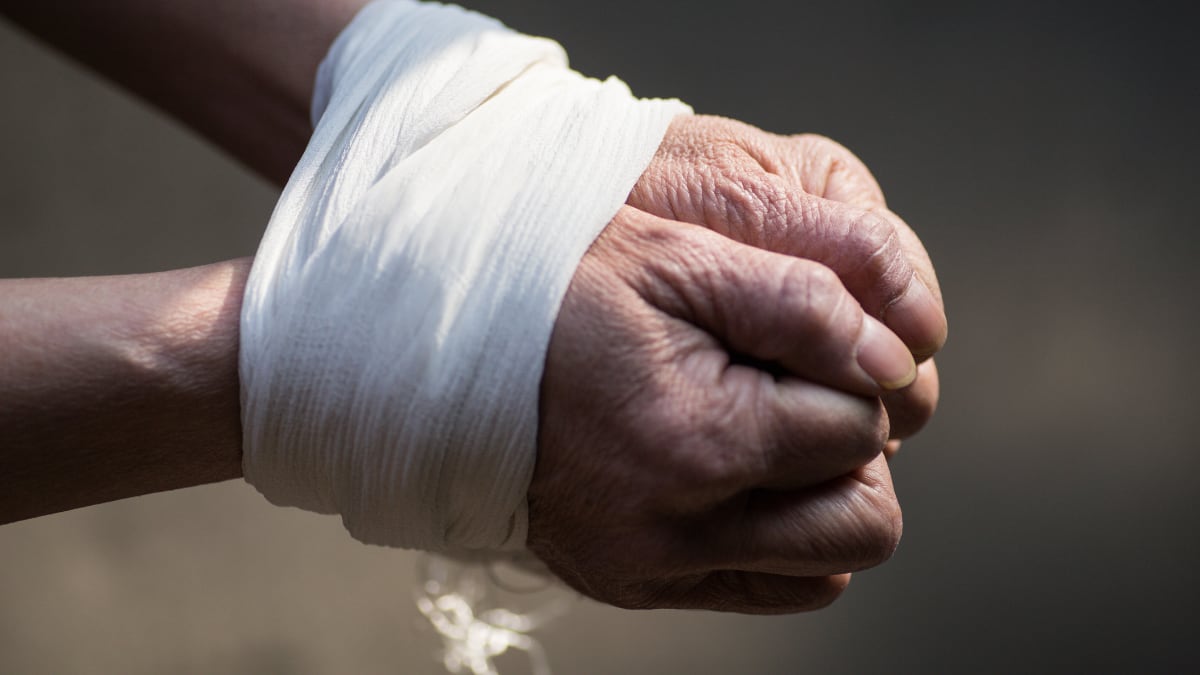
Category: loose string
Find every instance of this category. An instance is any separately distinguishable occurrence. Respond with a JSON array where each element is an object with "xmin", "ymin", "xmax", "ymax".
[{"xmin": 416, "ymin": 554, "xmax": 575, "ymax": 674}]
